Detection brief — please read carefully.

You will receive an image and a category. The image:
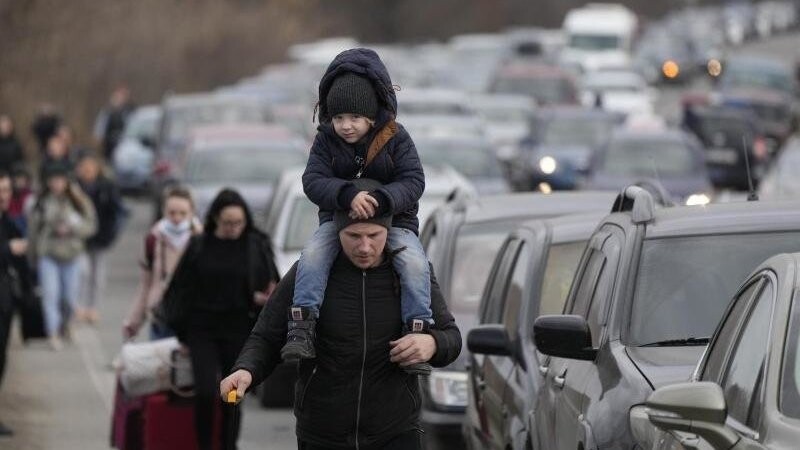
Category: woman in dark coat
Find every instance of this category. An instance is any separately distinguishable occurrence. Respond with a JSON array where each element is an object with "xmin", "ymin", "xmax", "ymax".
[{"xmin": 162, "ymin": 188, "xmax": 279, "ymax": 450}]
